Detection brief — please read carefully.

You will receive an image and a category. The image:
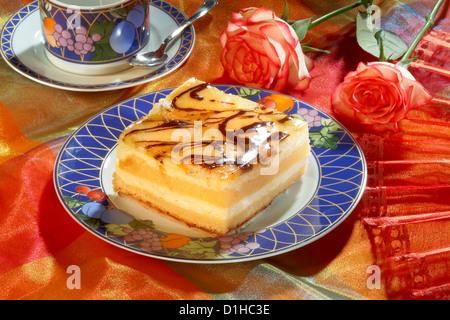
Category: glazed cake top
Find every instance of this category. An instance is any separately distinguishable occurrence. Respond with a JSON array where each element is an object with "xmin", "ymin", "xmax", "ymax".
[{"xmin": 119, "ymin": 78, "xmax": 308, "ymax": 177}]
